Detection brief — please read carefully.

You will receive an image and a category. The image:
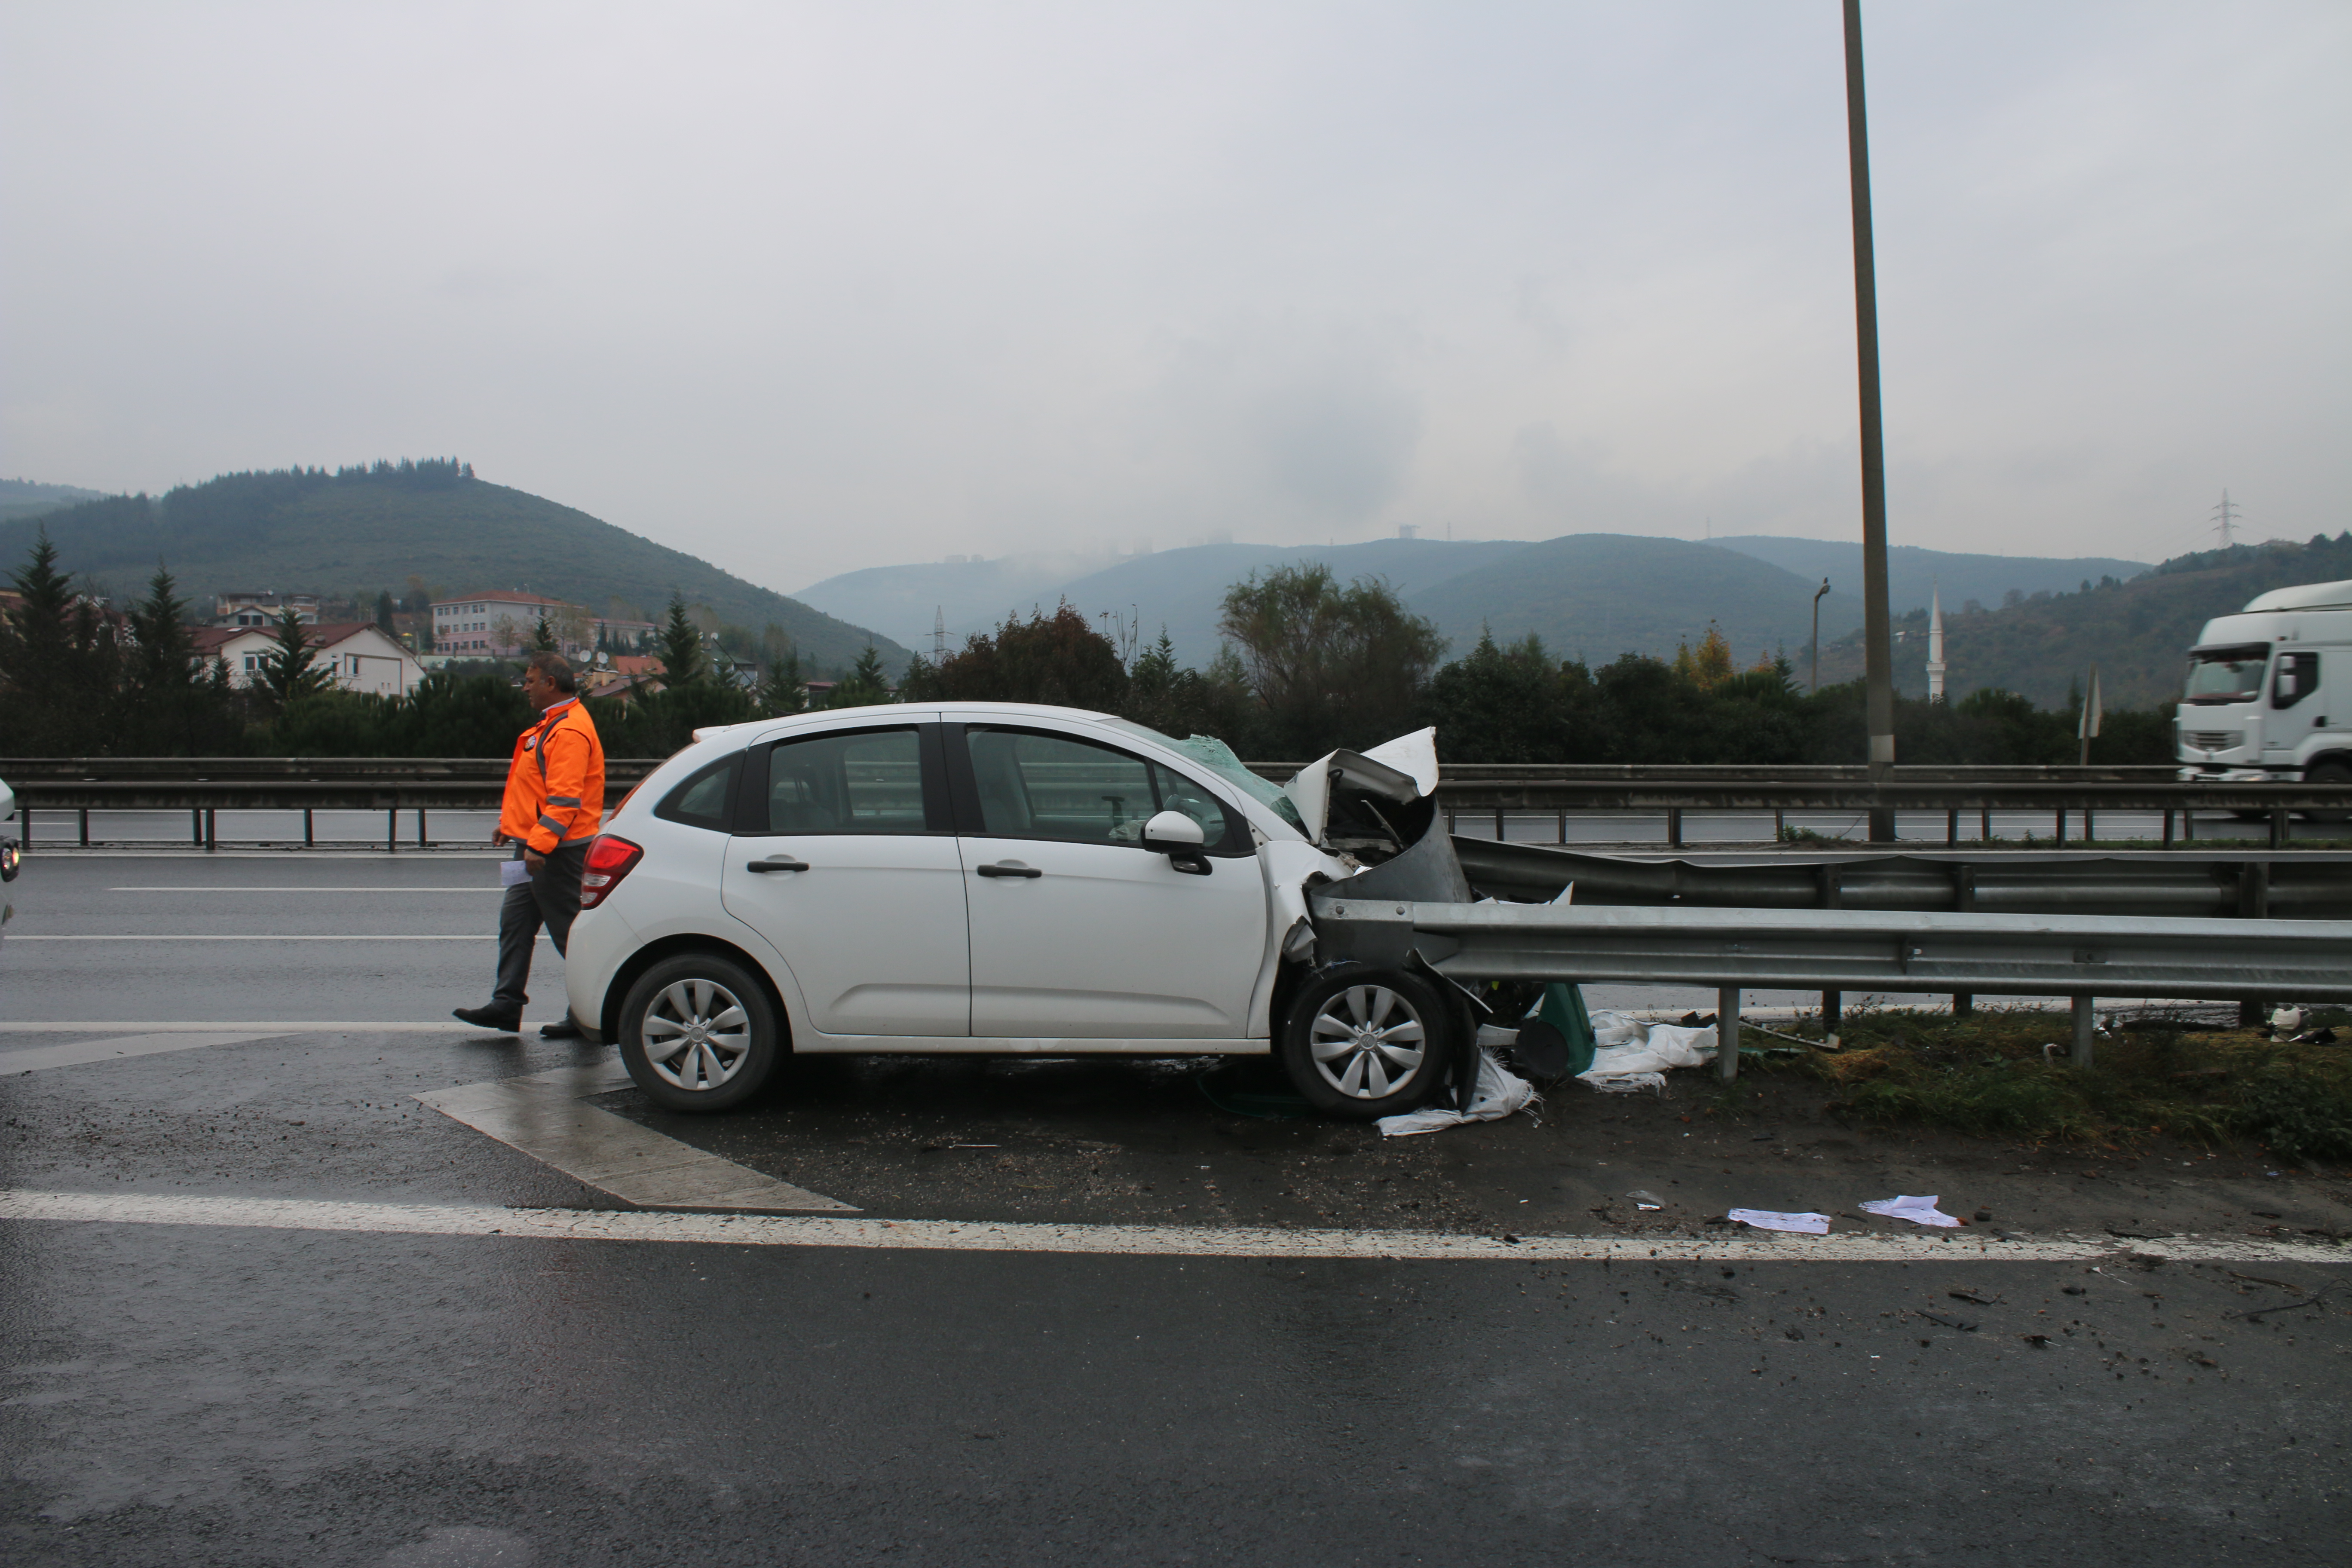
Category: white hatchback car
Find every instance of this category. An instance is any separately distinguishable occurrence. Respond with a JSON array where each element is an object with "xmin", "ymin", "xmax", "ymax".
[{"xmin": 564, "ymin": 702, "xmax": 1468, "ymax": 1119}]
